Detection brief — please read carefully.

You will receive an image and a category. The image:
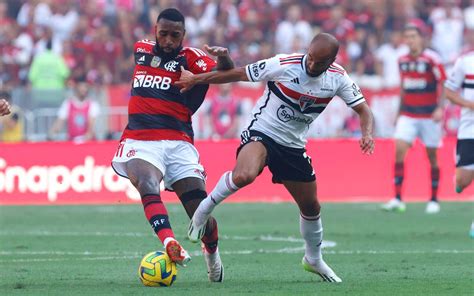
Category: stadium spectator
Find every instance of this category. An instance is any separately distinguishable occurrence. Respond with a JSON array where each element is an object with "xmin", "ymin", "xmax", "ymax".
[
  {"xmin": 0, "ymin": 93, "xmax": 23, "ymax": 142},
  {"xmin": 430, "ymin": 0, "xmax": 464, "ymax": 65},
  {"xmin": 0, "ymin": 97, "xmax": 10, "ymax": 116},
  {"xmin": 28, "ymin": 38, "xmax": 70, "ymax": 108},
  {"xmin": 382, "ymin": 23, "xmax": 447, "ymax": 214},
  {"xmin": 206, "ymin": 84, "xmax": 242, "ymax": 140},
  {"xmin": 275, "ymin": 4, "xmax": 313, "ymax": 54},
  {"xmin": 48, "ymin": 78, "xmax": 99, "ymax": 142},
  {"xmin": 375, "ymin": 30, "xmax": 409, "ymax": 88}
]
